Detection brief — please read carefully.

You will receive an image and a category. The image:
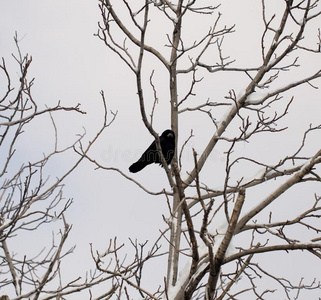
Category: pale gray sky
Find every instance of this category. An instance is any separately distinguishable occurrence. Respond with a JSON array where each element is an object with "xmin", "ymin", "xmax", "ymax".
[{"xmin": 1, "ymin": 1, "xmax": 321, "ymax": 298}]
